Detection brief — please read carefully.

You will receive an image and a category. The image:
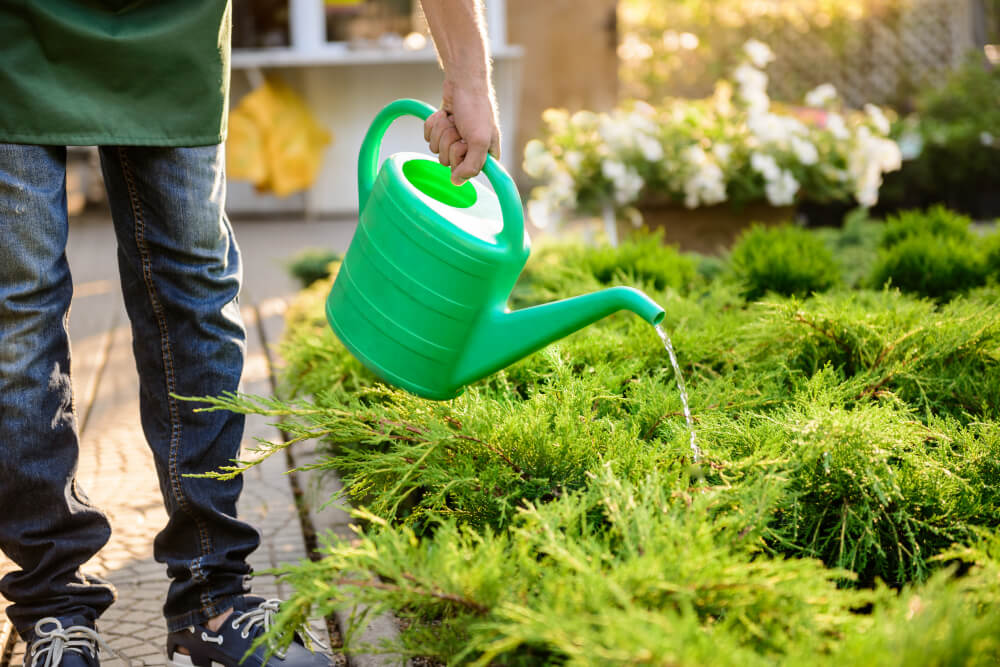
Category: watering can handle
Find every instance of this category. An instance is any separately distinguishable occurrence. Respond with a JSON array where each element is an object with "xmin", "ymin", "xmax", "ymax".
[{"xmin": 357, "ymin": 98, "xmax": 524, "ymax": 250}]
